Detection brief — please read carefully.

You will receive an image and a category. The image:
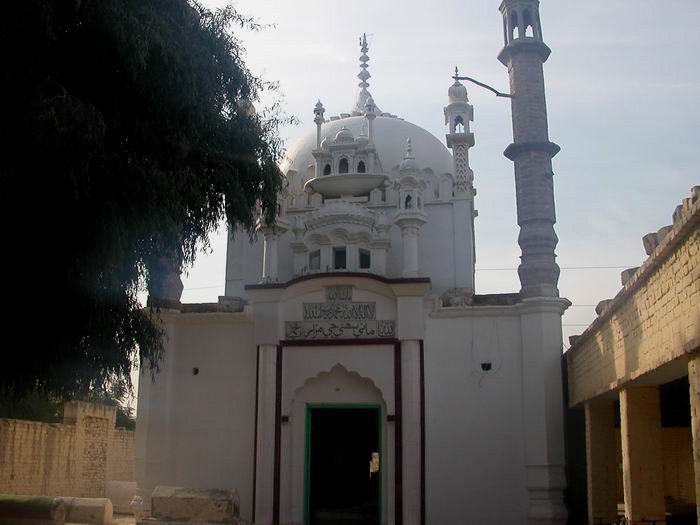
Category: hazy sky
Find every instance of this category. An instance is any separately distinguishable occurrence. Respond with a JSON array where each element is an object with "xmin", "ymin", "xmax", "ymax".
[{"xmin": 185, "ymin": 0, "xmax": 700, "ymax": 348}]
